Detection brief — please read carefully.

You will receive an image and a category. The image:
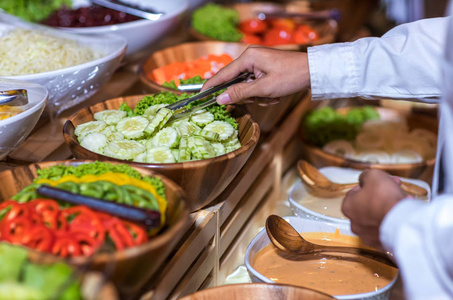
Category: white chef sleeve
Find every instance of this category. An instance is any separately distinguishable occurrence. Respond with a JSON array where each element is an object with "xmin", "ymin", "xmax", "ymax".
[
  {"xmin": 307, "ymin": 17, "xmax": 449, "ymax": 103},
  {"xmin": 380, "ymin": 196, "xmax": 453, "ymax": 299}
]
